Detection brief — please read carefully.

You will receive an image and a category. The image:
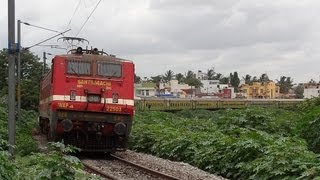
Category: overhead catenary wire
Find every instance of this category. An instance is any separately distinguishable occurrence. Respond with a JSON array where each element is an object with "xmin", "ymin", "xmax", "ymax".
[
  {"xmin": 83, "ymin": 0, "xmax": 99, "ymax": 8},
  {"xmin": 34, "ymin": 44, "xmax": 67, "ymax": 50},
  {"xmin": 65, "ymin": 0, "xmax": 82, "ymax": 30},
  {"xmin": 25, "ymin": 29, "xmax": 71, "ymax": 50},
  {"xmin": 75, "ymin": 0, "xmax": 102, "ymax": 37},
  {"xmin": 22, "ymin": 21, "xmax": 62, "ymax": 34},
  {"xmin": 19, "ymin": 21, "xmax": 70, "ymax": 50}
]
